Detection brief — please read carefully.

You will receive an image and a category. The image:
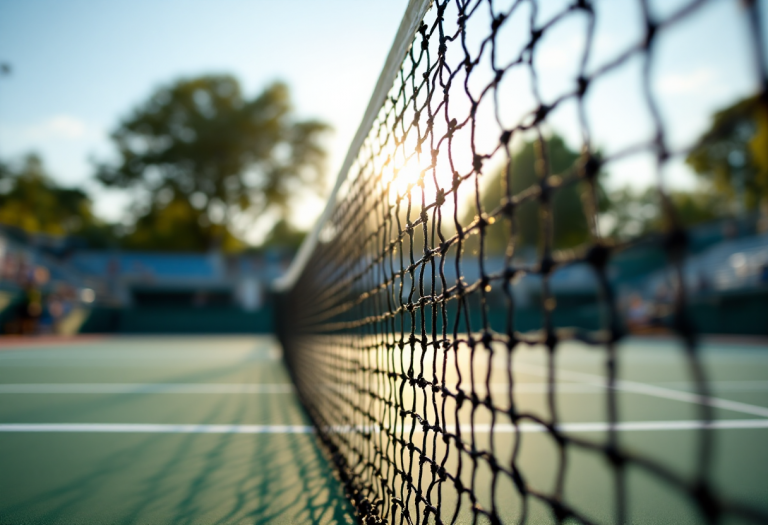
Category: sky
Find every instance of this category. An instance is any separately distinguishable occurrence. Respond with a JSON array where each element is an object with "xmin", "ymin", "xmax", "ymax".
[
  {"xmin": 0, "ymin": 0, "xmax": 765, "ymax": 242},
  {"xmin": 0, "ymin": 0, "xmax": 409, "ymax": 231},
  {"xmin": 333, "ymin": 0, "xmax": 764, "ymax": 227}
]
